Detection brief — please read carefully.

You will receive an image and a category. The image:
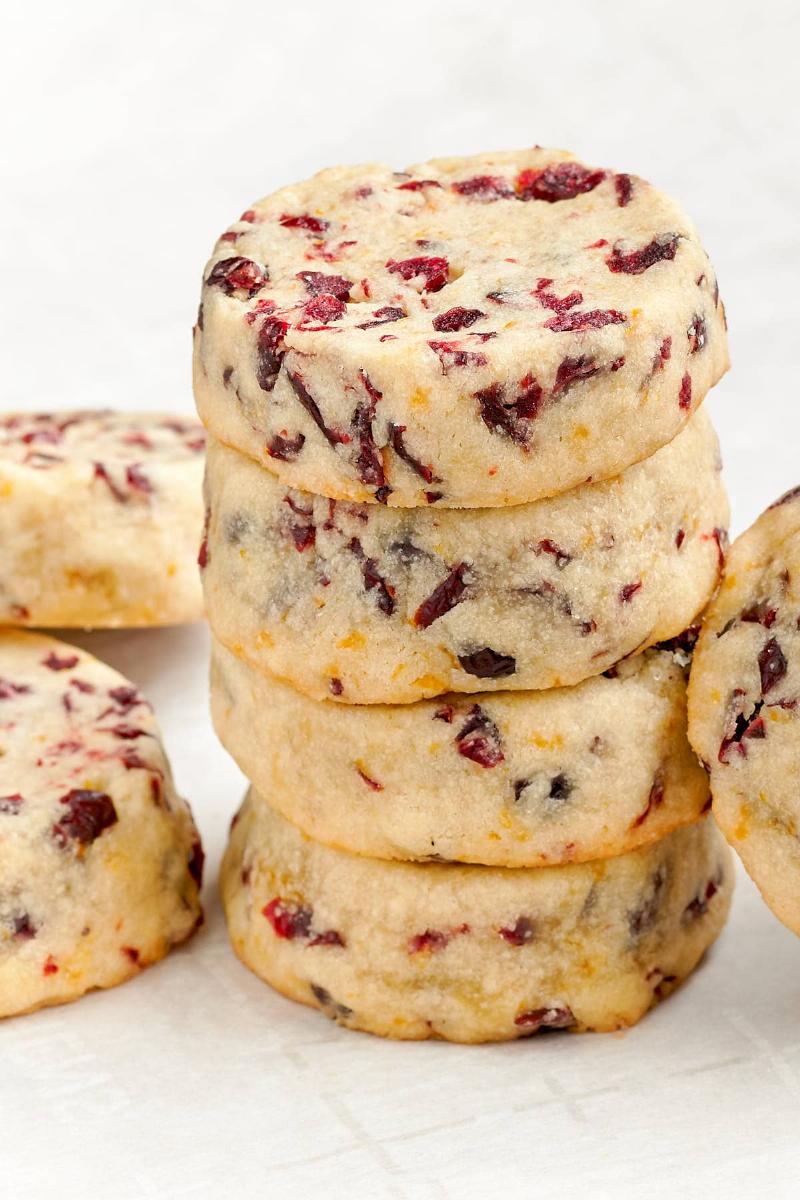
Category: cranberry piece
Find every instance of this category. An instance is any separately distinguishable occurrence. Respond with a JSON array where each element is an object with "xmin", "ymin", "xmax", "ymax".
[
  {"xmin": 329, "ymin": 677, "xmax": 344, "ymax": 697},
  {"xmin": 205, "ymin": 256, "xmax": 267, "ymax": 297},
  {"xmin": 683, "ymin": 877, "xmax": 719, "ymax": 922},
  {"xmin": 759, "ymin": 638, "xmax": 787, "ymax": 695},
  {"xmin": 303, "ymin": 294, "xmax": 346, "ymax": 323},
  {"xmin": 433, "ymin": 704, "xmax": 454, "ymax": 723},
  {"xmin": 291, "ymin": 523, "xmax": 315, "ymax": 552},
  {"xmin": 619, "ymin": 581, "xmax": 642, "ymax": 603},
  {"xmin": 386, "ymin": 256, "xmax": 449, "ymax": 293},
  {"xmin": 184, "ymin": 835, "xmax": 203, "ymax": 884},
  {"xmin": 280, "ymin": 213, "xmax": 329, "ymax": 234},
  {"xmin": 125, "ymin": 464, "xmax": 152, "ymax": 495},
  {"xmin": 348, "ymin": 537, "xmax": 396, "ymax": 615},
  {"xmin": 432, "ymin": 307, "xmax": 486, "ymax": 333},
  {"xmin": 614, "ymin": 173, "xmax": 633, "ymax": 207},
  {"xmin": 287, "ymin": 371, "xmax": 350, "ymax": 446},
  {"xmin": 310, "ymin": 983, "xmax": 353, "ymax": 1017},
  {"xmin": 256, "ymin": 315, "xmax": 290, "ymax": 392},
  {"xmin": 675, "ymin": 528, "xmax": 686, "ymax": 551},
  {"xmin": 0, "ymin": 794, "xmax": 23, "ymax": 814},
  {"xmin": 517, "ymin": 161, "xmax": 605, "ymax": 202},
  {"xmin": 396, "ymin": 178, "xmax": 443, "ymax": 191},
  {"xmin": 263, "ymin": 898, "xmax": 312, "ymax": 939},
  {"xmin": 687, "ymin": 314, "xmax": 707, "ymax": 353},
  {"xmin": 628, "ymin": 868, "xmax": 666, "ymax": 937},
  {"xmin": 356, "ymin": 765, "xmax": 383, "ymax": 792},
  {"xmin": 718, "ymin": 691, "xmax": 763, "ymax": 762},
  {"xmin": 413, "ymin": 563, "xmax": 470, "ymax": 628},
  {"xmin": 296, "ymin": 271, "xmax": 352, "ymax": 300},
  {"xmin": 389, "ymin": 424, "xmax": 439, "ymax": 485},
  {"xmin": 606, "ymin": 235, "xmax": 679, "ymax": 274},
  {"xmin": 43, "ymin": 956, "xmax": 59, "ymax": 976},
  {"xmin": 93, "ymin": 462, "xmax": 127, "ymax": 502},
  {"xmin": 740, "ymin": 600, "xmax": 777, "ymax": 628},
  {"xmin": 545, "ymin": 308, "xmax": 627, "ymax": 333},
  {"xmin": 535, "ymin": 539, "xmax": 571, "ymax": 569},
  {"xmin": 631, "ymin": 774, "xmax": 665, "ymax": 828},
  {"xmin": 553, "ymin": 356, "xmax": 599, "ymax": 395},
  {"xmin": 408, "ymin": 924, "xmax": 469, "ymax": 954},
  {"xmin": 656, "ymin": 624, "xmax": 701, "ymax": 657},
  {"xmin": 534, "ymin": 279, "xmax": 583, "ymax": 314},
  {"xmin": 267, "ymin": 432, "xmax": 306, "ymax": 461},
  {"xmin": 475, "ymin": 381, "xmax": 534, "ymax": 446},
  {"xmin": 655, "ymin": 336, "xmax": 672, "ymax": 369},
  {"xmin": 547, "ymin": 774, "xmax": 572, "ymax": 805},
  {"xmin": 53, "ymin": 789, "xmax": 118, "ymax": 847},
  {"xmin": 352, "ymin": 371, "xmax": 388, "ymax": 492},
  {"xmin": 768, "ymin": 485, "xmax": 800, "ymax": 510},
  {"xmin": 457, "ymin": 648, "xmax": 516, "ymax": 678},
  {"xmin": 42, "ymin": 651, "xmax": 79, "ymax": 671},
  {"xmin": 678, "ymin": 373, "xmax": 692, "ymax": 410},
  {"xmin": 309, "ymin": 930, "xmax": 345, "ymax": 948},
  {"xmin": 356, "ymin": 306, "xmax": 406, "ymax": 330},
  {"xmin": 12, "ymin": 913, "xmax": 37, "ymax": 940},
  {"xmin": 455, "ymin": 704, "xmax": 505, "ymax": 767},
  {"xmin": 452, "ymin": 175, "xmax": 514, "ymax": 200},
  {"xmin": 499, "ymin": 917, "xmax": 535, "ymax": 946},
  {"xmin": 514, "ymin": 1006, "xmax": 575, "ymax": 1030},
  {"xmin": 428, "ymin": 341, "xmax": 487, "ymax": 371}
]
